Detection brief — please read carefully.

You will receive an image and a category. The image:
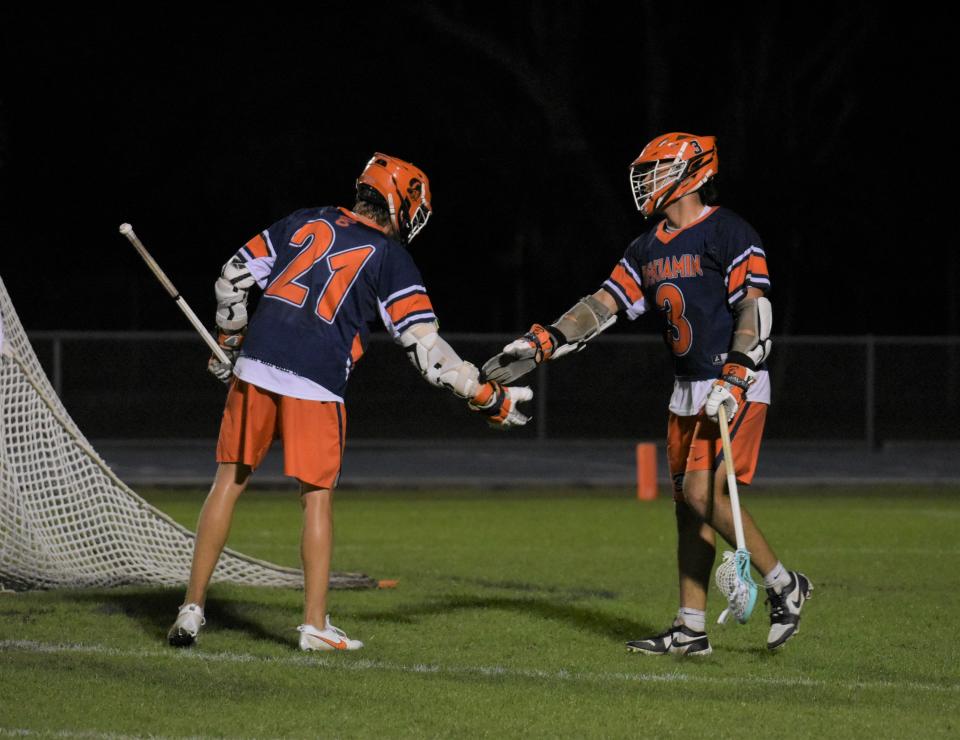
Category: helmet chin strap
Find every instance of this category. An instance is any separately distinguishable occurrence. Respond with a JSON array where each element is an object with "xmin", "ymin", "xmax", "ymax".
[{"xmin": 386, "ymin": 192, "xmax": 400, "ymax": 234}]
